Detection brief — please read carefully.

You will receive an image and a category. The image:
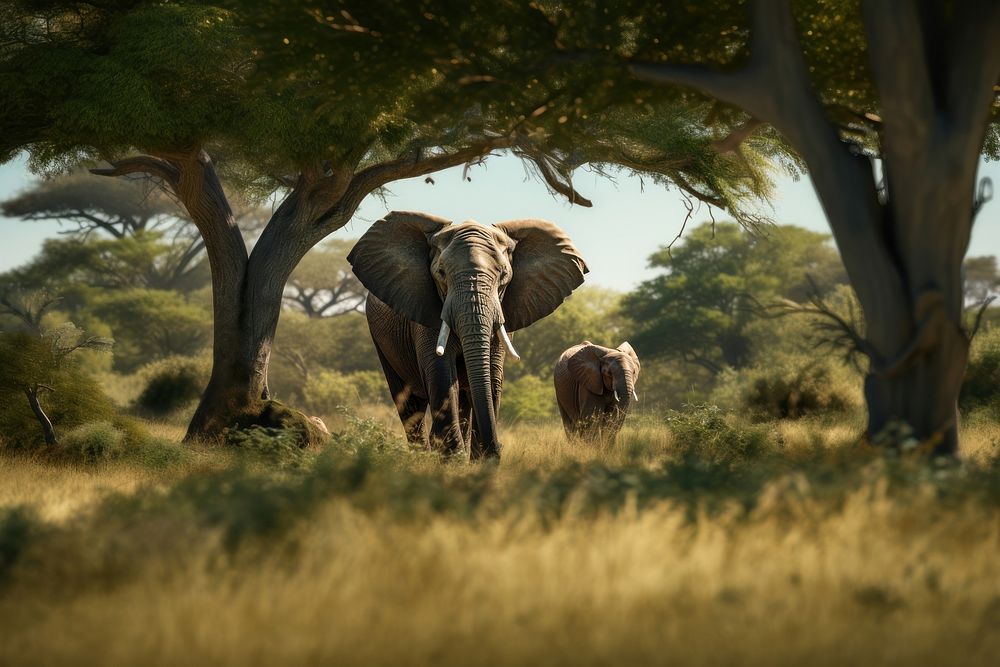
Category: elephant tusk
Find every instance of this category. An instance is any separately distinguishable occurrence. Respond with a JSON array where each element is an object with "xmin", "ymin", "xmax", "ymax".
[
  {"xmin": 436, "ymin": 321, "xmax": 450, "ymax": 356},
  {"xmin": 498, "ymin": 324, "xmax": 520, "ymax": 361},
  {"xmin": 613, "ymin": 389, "xmax": 620, "ymax": 403},
  {"xmin": 632, "ymin": 390, "xmax": 639, "ymax": 402}
]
